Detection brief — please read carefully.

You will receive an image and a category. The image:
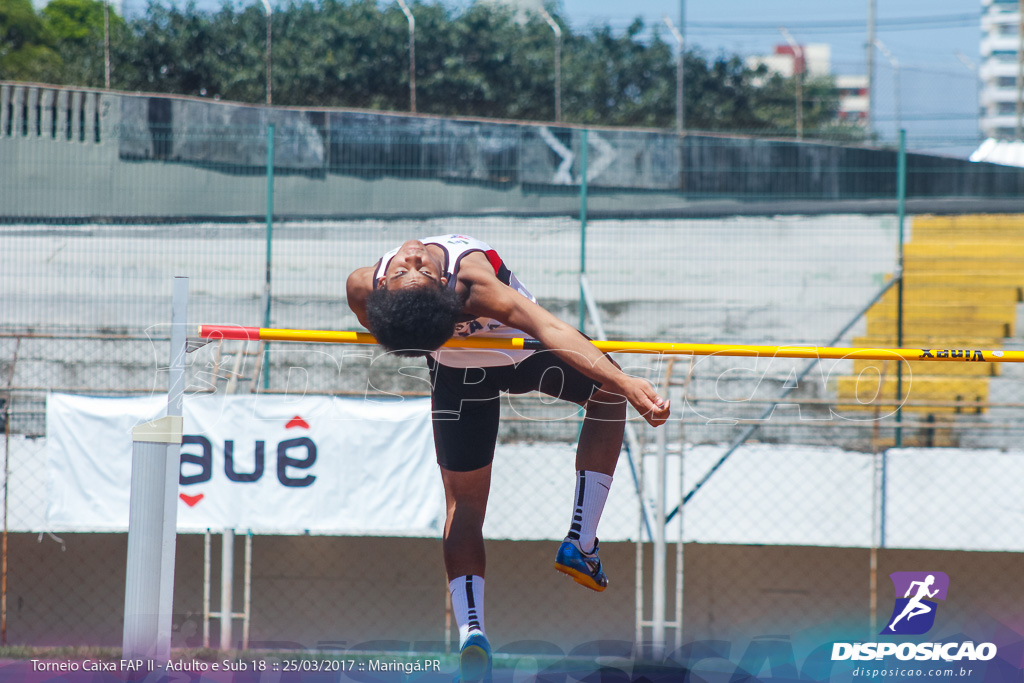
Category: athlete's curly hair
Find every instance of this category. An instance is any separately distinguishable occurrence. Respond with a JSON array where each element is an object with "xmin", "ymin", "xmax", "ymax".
[{"xmin": 365, "ymin": 284, "xmax": 463, "ymax": 357}]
